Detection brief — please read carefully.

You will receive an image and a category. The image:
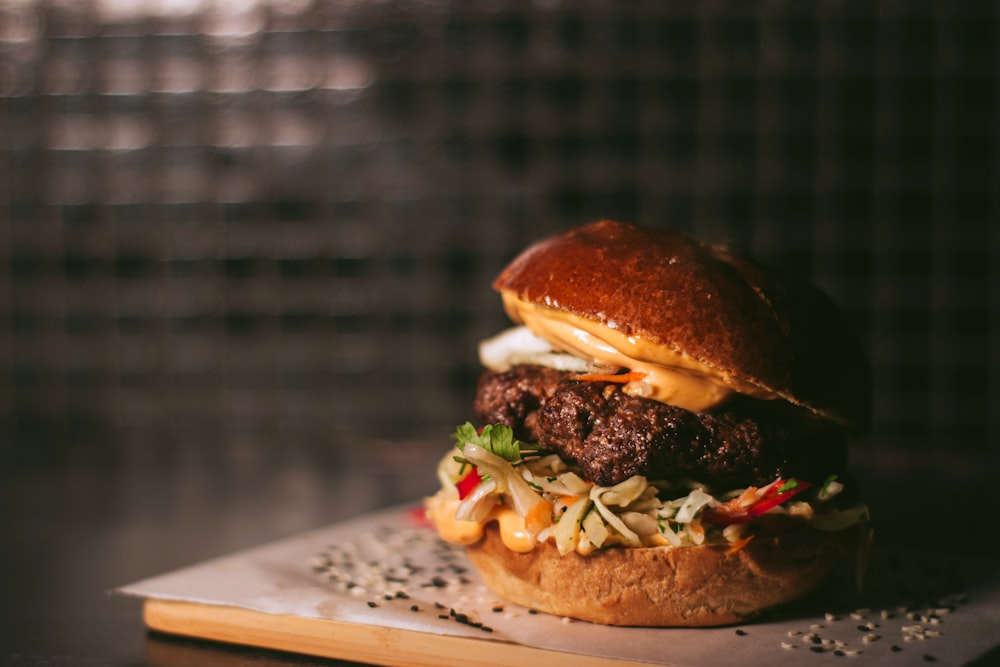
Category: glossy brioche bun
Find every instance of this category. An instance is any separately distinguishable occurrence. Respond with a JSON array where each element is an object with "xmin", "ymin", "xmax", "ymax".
[
  {"xmin": 494, "ymin": 220, "xmax": 870, "ymax": 431},
  {"xmin": 465, "ymin": 523, "xmax": 859, "ymax": 627}
]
